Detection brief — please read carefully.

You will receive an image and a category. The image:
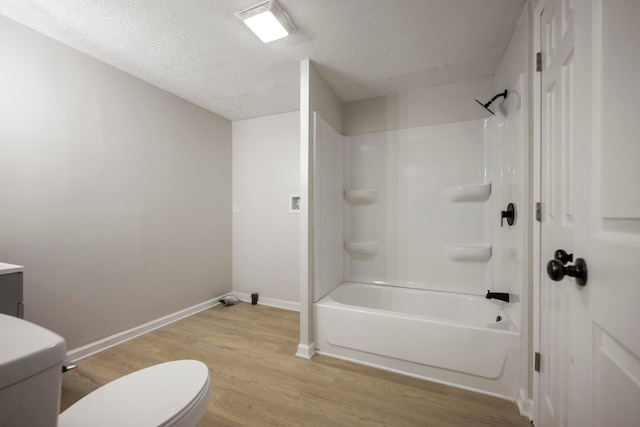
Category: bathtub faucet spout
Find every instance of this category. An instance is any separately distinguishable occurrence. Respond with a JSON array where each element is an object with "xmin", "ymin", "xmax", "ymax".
[{"xmin": 486, "ymin": 291, "xmax": 510, "ymax": 303}]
